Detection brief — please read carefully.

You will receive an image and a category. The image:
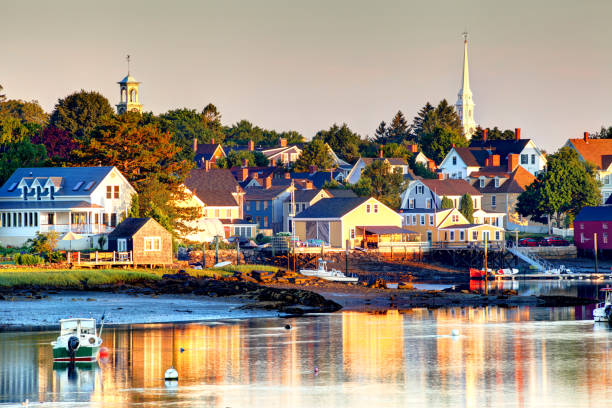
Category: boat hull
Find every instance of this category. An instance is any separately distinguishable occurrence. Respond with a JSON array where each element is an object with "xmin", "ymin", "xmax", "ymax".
[{"xmin": 53, "ymin": 345, "xmax": 100, "ymax": 362}]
